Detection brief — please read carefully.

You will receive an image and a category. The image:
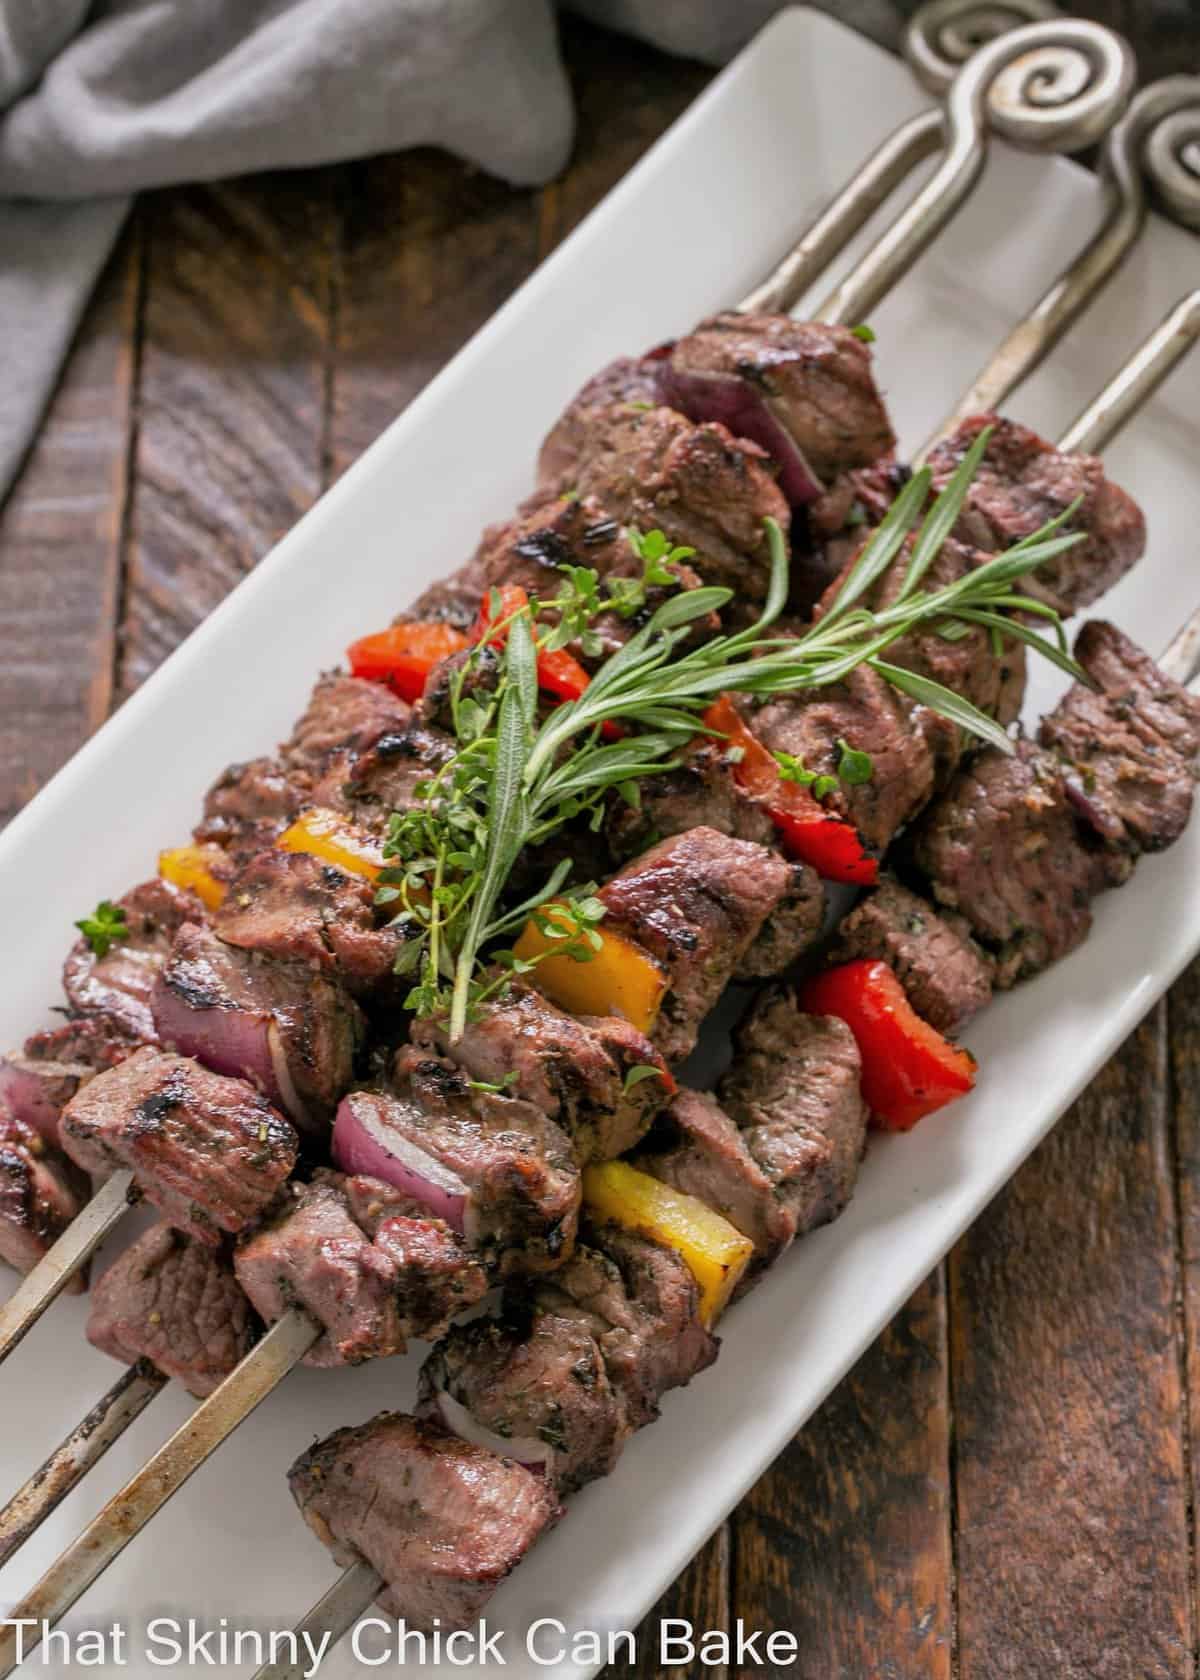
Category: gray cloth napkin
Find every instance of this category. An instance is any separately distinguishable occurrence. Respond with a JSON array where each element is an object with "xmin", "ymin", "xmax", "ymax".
[{"xmin": 0, "ymin": 0, "xmax": 902, "ymax": 505}]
